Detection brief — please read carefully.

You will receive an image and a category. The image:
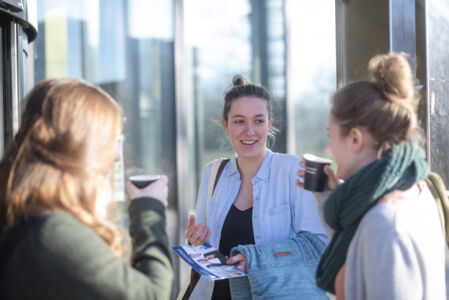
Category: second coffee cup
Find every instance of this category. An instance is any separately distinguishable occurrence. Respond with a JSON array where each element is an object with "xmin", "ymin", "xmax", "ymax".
[{"xmin": 303, "ymin": 154, "xmax": 332, "ymax": 192}]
